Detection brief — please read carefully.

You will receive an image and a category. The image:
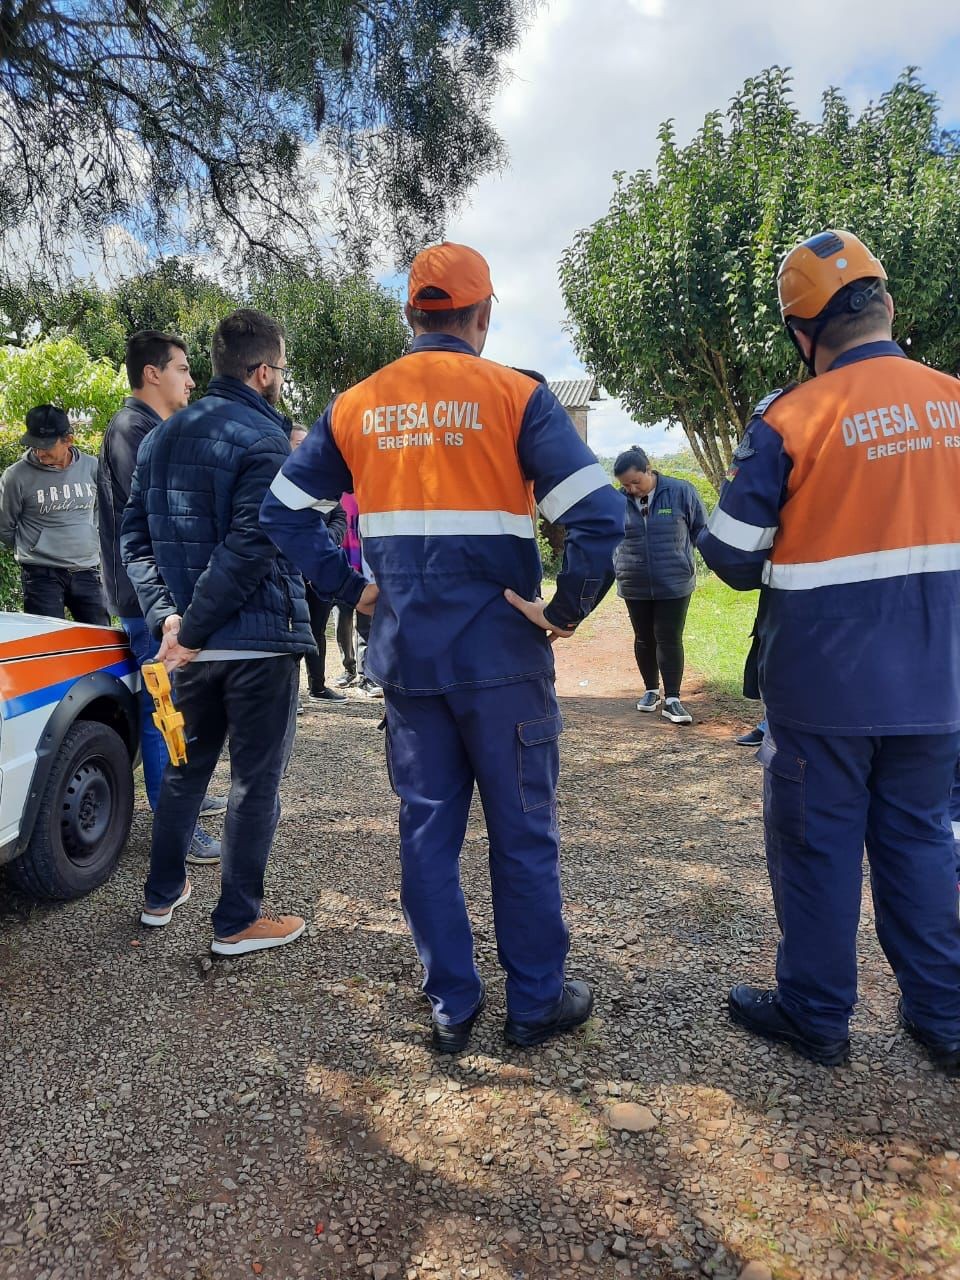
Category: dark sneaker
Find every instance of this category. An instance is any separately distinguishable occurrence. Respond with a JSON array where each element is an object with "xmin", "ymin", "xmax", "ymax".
[
  {"xmin": 308, "ymin": 686, "xmax": 347, "ymax": 702},
  {"xmin": 186, "ymin": 825, "xmax": 221, "ymax": 866},
  {"xmin": 141, "ymin": 879, "xmax": 192, "ymax": 927},
  {"xmin": 432, "ymin": 991, "xmax": 486, "ymax": 1055},
  {"xmin": 735, "ymin": 726, "xmax": 765, "ymax": 747},
  {"xmin": 898, "ymin": 999, "xmax": 960, "ymax": 1074},
  {"xmin": 504, "ymin": 980, "xmax": 594, "ymax": 1047},
  {"xmin": 334, "ymin": 671, "xmax": 358, "ymax": 688},
  {"xmin": 727, "ymin": 984, "xmax": 849, "ymax": 1066},
  {"xmin": 662, "ymin": 697, "xmax": 693, "ymax": 724},
  {"xmin": 359, "ymin": 678, "xmax": 384, "ymax": 700},
  {"xmin": 199, "ymin": 794, "xmax": 228, "ymax": 815},
  {"xmin": 636, "ymin": 690, "xmax": 660, "ymax": 713}
]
